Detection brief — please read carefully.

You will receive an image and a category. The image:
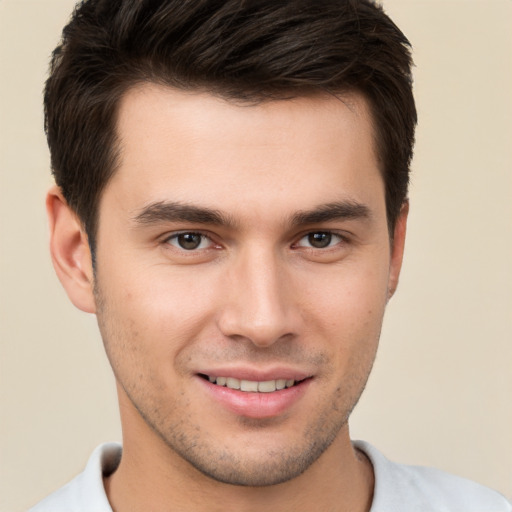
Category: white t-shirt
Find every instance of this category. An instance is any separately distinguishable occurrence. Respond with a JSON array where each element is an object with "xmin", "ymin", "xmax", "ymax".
[{"xmin": 29, "ymin": 441, "xmax": 512, "ymax": 512}]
